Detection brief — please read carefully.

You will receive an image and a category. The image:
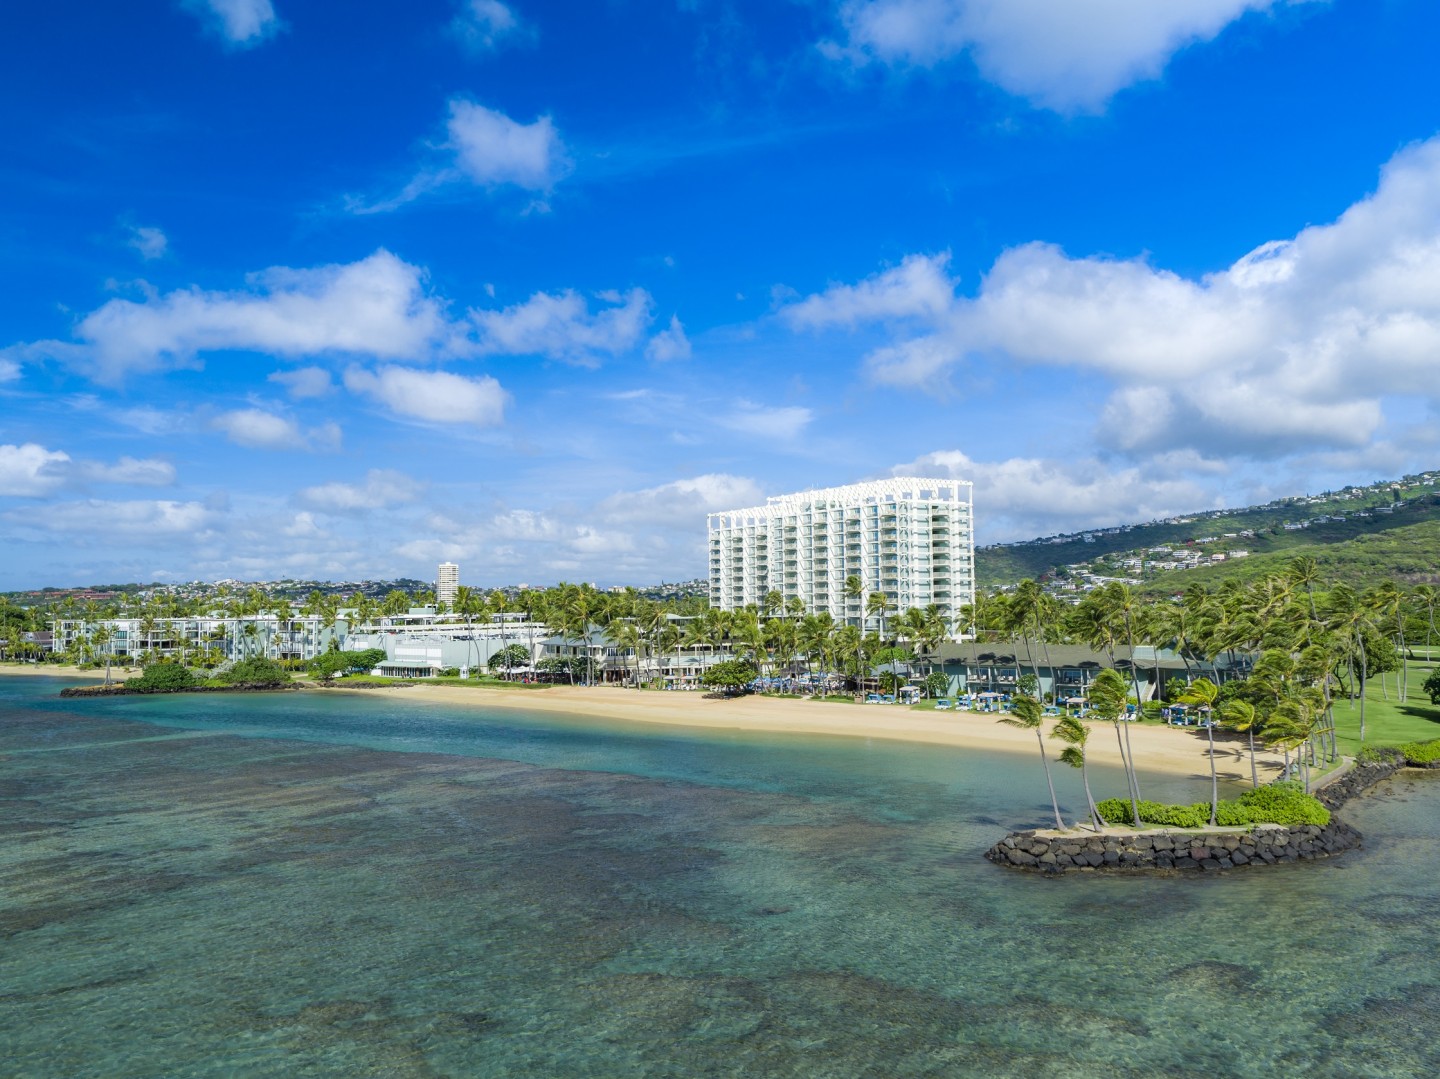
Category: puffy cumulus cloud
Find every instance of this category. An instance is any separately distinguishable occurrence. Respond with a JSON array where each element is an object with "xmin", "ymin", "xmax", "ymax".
[
  {"xmin": 823, "ymin": 0, "xmax": 1285, "ymax": 112},
  {"xmin": 7, "ymin": 498, "xmax": 220, "ymax": 536},
  {"xmin": 451, "ymin": 0, "xmax": 526, "ymax": 55},
  {"xmin": 447, "ymin": 99, "xmax": 569, "ymax": 191},
  {"xmin": 13, "ymin": 249, "xmax": 468, "ymax": 385},
  {"xmin": 0, "ymin": 443, "xmax": 177, "ymax": 496},
  {"xmin": 343, "ymin": 365, "xmax": 509, "ymax": 425},
  {"xmin": 296, "ymin": 469, "xmax": 421, "ymax": 514},
  {"xmin": 786, "ymin": 137, "xmax": 1440, "ymax": 461},
  {"xmin": 0, "ymin": 443, "xmax": 70, "ymax": 496},
  {"xmin": 891, "ymin": 449, "xmax": 1218, "ymax": 542},
  {"xmin": 472, "ymin": 288, "xmax": 653, "ymax": 364},
  {"xmin": 645, "ymin": 315, "xmax": 692, "ymax": 362},
  {"xmin": 718, "ymin": 402, "xmax": 814, "ymax": 441},
  {"xmin": 210, "ymin": 408, "xmax": 342, "ymax": 451},
  {"xmin": 182, "ymin": 0, "xmax": 281, "ymax": 49},
  {"xmin": 598, "ymin": 473, "xmax": 764, "ymax": 526},
  {"xmin": 125, "ymin": 224, "xmax": 168, "ymax": 260},
  {"xmin": 268, "ymin": 366, "xmax": 333, "ymax": 398}
]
